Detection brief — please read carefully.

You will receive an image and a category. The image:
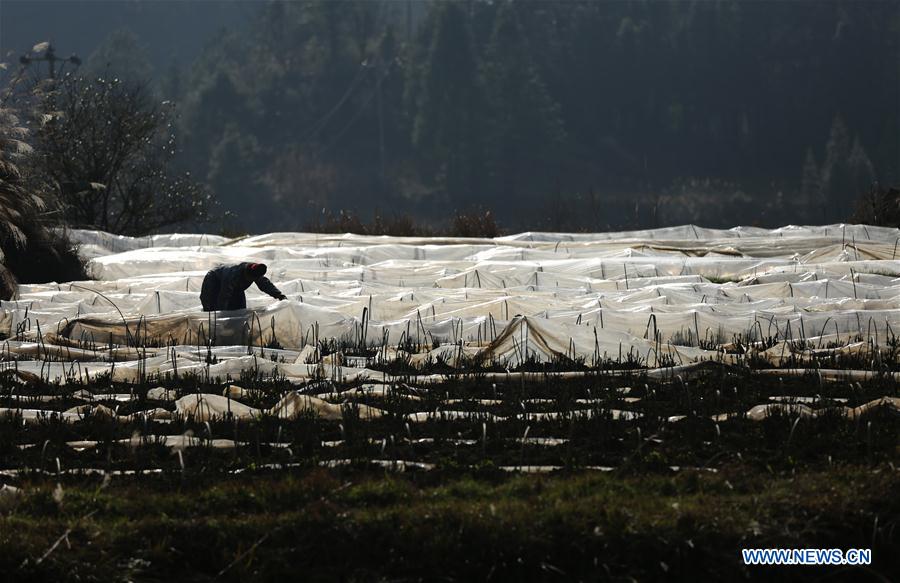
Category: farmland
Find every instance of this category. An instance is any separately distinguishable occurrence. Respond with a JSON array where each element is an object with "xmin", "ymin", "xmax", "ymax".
[{"xmin": 1, "ymin": 225, "xmax": 898, "ymax": 580}]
